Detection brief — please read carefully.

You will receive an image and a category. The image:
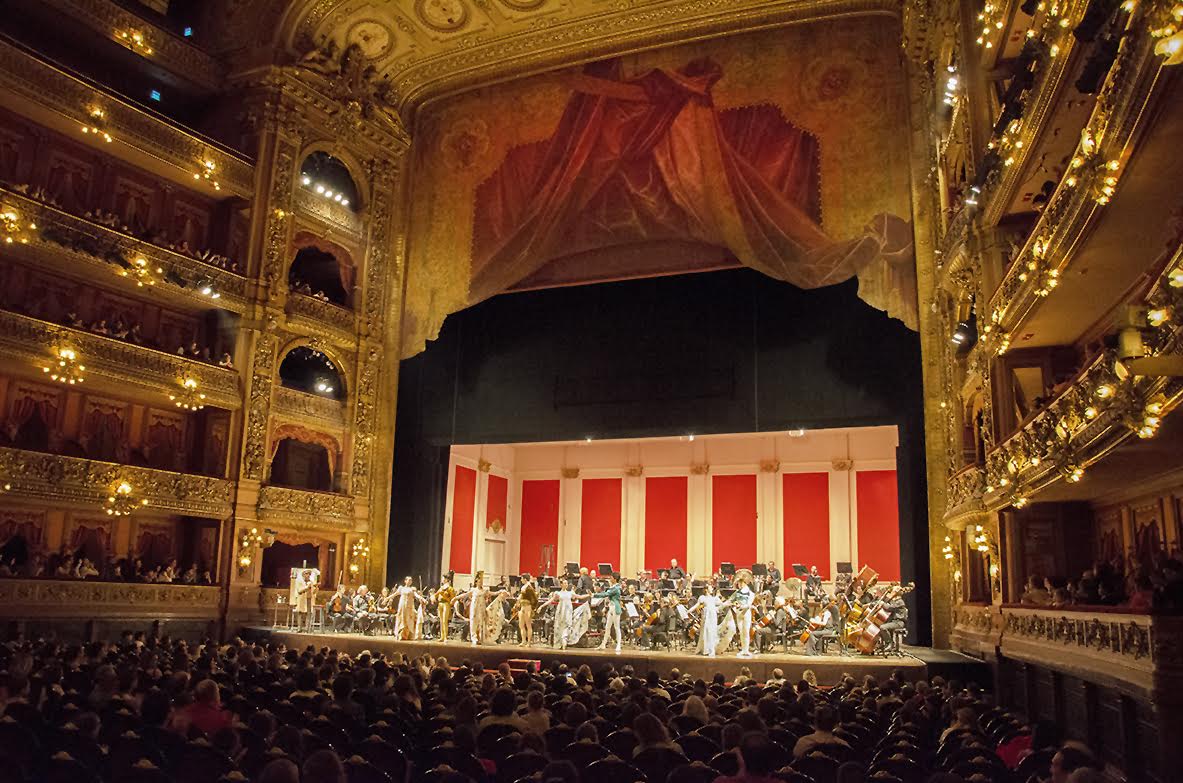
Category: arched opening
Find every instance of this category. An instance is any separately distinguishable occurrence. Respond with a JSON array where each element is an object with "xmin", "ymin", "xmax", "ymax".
[
  {"xmin": 261, "ymin": 541, "xmax": 322, "ymax": 587},
  {"xmin": 289, "ymin": 245, "xmax": 351, "ymax": 307},
  {"xmin": 278, "ymin": 346, "xmax": 346, "ymax": 400},
  {"xmin": 269, "ymin": 438, "xmax": 334, "ymax": 491},
  {"xmin": 299, "ymin": 151, "xmax": 360, "ymax": 211}
]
